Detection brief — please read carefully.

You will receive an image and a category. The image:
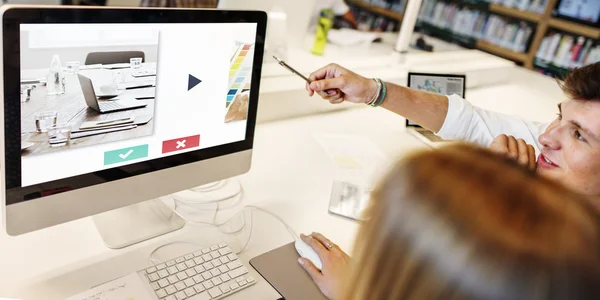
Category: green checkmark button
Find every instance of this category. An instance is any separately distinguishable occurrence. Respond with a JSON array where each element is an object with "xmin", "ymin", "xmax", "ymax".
[{"xmin": 104, "ymin": 144, "xmax": 149, "ymax": 166}]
